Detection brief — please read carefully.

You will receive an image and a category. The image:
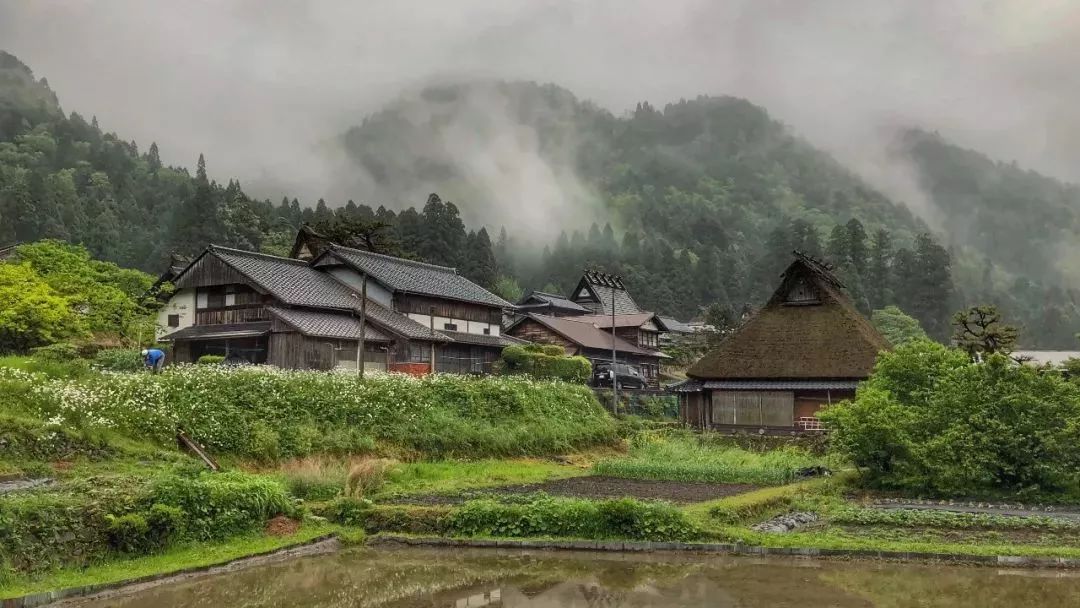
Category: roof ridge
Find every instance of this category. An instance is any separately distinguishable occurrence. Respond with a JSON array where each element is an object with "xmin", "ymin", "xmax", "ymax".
[
  {"xmin": 331, "ymin": 244, "xmax": 458, "ymax": 274},
  {"xmin": 209, "ymin": 244, "xmax": 309, "ymax": 266}
]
